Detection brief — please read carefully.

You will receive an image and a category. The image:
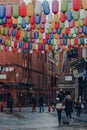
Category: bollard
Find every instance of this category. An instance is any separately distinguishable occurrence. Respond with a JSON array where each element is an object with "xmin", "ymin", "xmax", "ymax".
[
  {"xmin": 0, "ymin": 104, "xmax": 3, "ymax": 112},
  {"xmin": 48, "ymin": 103, "xmax": 50, "ymax": 112}
]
